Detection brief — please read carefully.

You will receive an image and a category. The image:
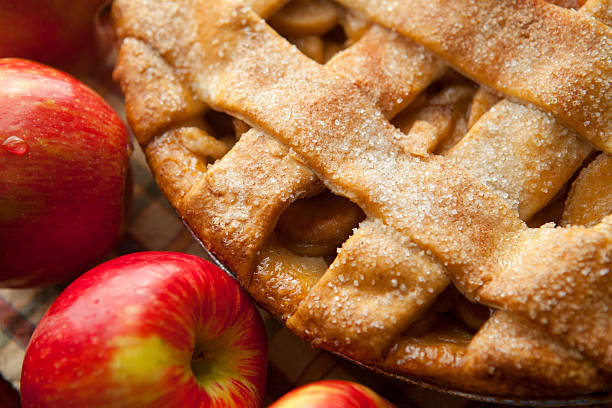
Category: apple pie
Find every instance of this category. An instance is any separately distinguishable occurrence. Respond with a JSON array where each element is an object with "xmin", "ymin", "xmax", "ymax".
[{"xmin": 111, "ymin": 0, "xmax": 612, "ymax": 399}]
